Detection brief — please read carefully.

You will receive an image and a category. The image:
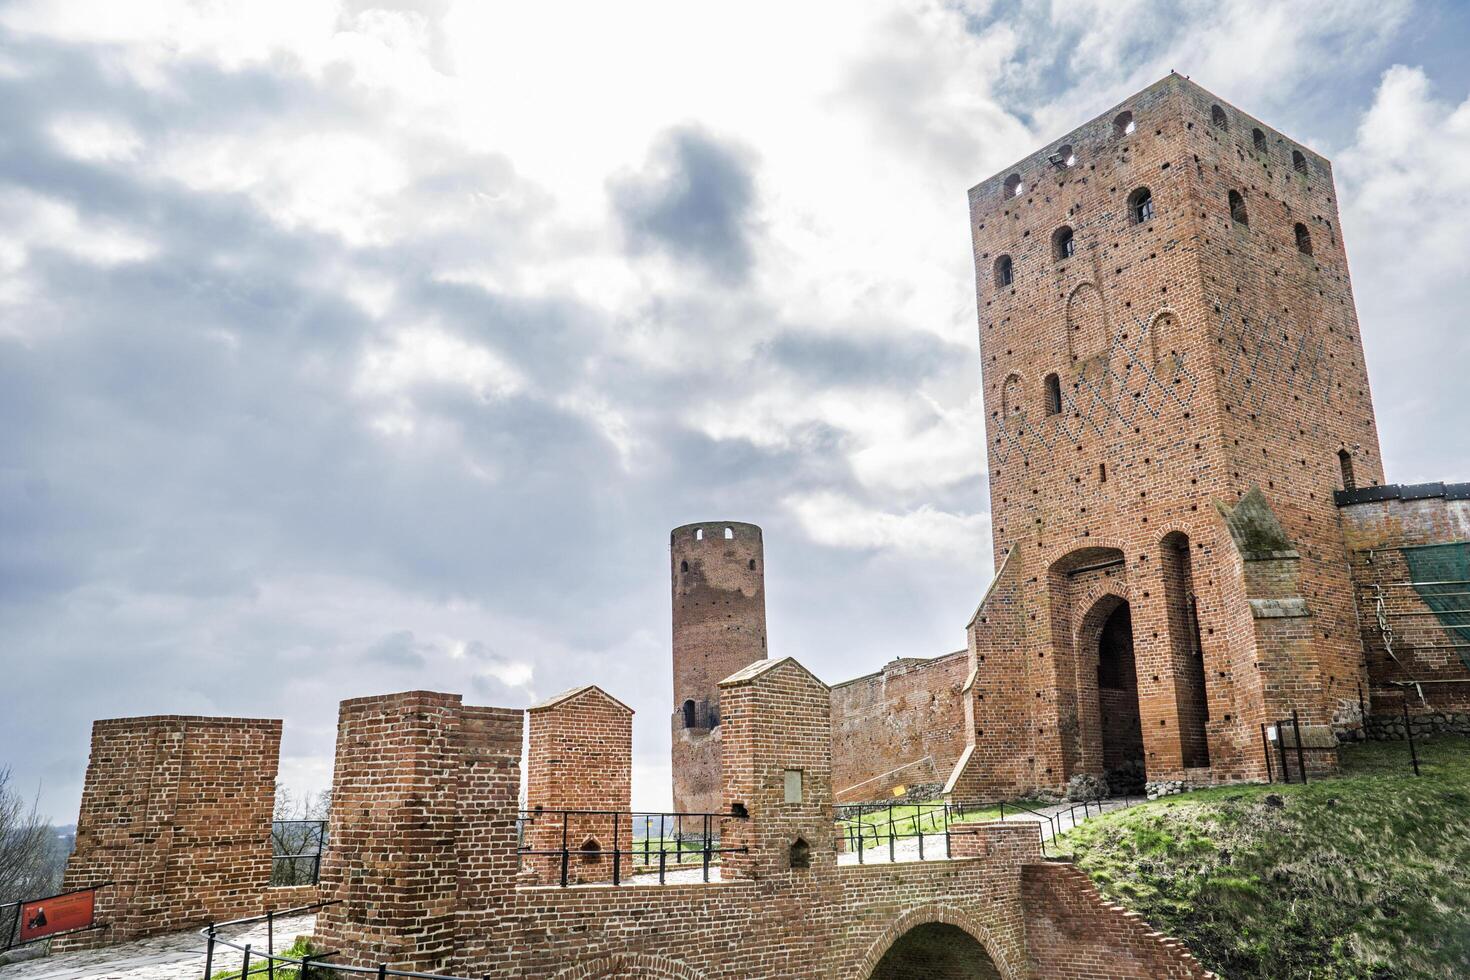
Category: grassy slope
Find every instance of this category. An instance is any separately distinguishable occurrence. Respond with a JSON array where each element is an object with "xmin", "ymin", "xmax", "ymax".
[{"xmin": 1055, "ymin": 737, "xmax": 1470, "ymax": 979}]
